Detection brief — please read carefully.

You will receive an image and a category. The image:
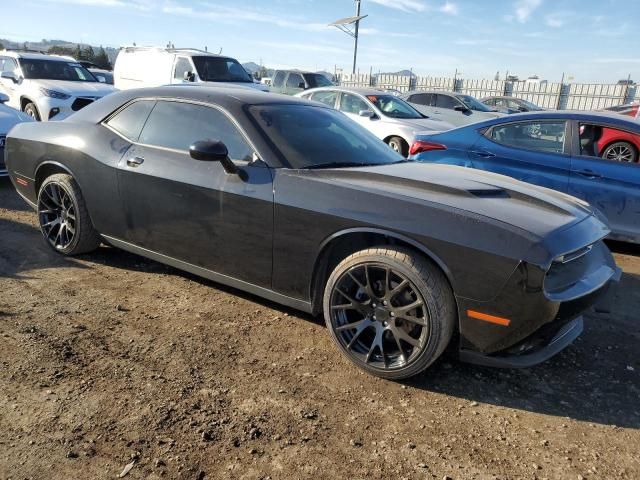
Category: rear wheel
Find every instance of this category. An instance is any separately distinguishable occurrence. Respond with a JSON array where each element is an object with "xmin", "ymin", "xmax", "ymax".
[
  {"xmin": 23, "ymin": 102, "xmax": 41, "ymax": 121},
  {"xmin": 37, "ymin": 174, "xmax": 101, "ymax": 255},
  {"xmin": 387, "ymin": 136, "xmax": 409, "ymax": 158},
  {"xmin": 323, "ymin": 247, "xmax": 456, "ymax": 380},
  {"xmin": 602, "ymin": 141, "xmax": 637, "ymax": 163}
]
